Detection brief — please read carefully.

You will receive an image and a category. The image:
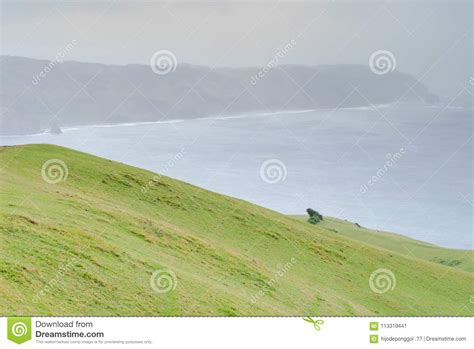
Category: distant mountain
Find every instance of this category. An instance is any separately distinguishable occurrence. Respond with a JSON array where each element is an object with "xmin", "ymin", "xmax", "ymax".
[{"xmin": 0, "ymin": 56, "xmax": 438, "ymax": 135}]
